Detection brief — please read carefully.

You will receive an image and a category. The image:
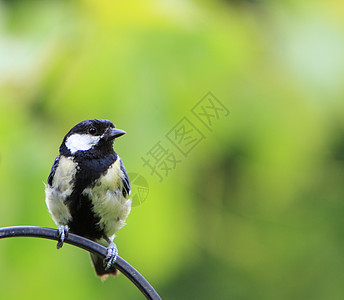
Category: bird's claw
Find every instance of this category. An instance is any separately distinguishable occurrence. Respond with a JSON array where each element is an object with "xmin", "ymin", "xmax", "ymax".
[
  {"xmin": 104, "ymin": 242, "xmax": 118, "ymax": 271},
  {"xmin": 57, "ymin": 225, "xmax": 69, "ymax": 249}
]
